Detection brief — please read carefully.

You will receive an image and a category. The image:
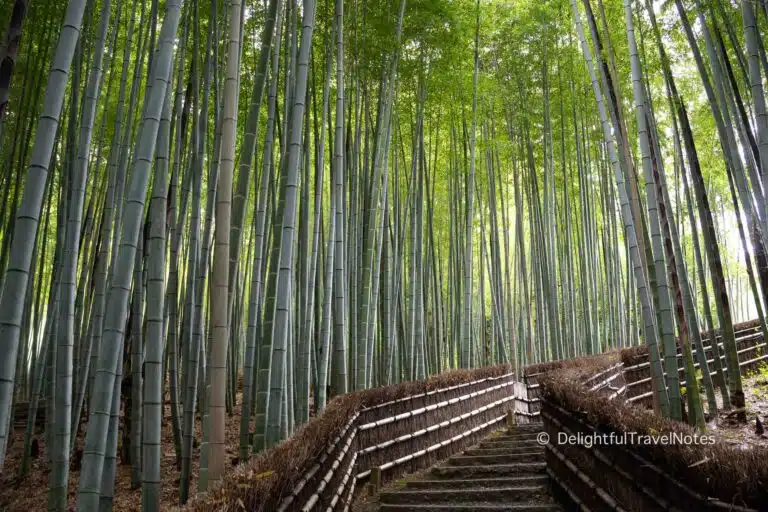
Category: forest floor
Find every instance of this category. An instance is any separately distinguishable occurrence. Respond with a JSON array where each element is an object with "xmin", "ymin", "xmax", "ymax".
[
  {"xmin": 0, "ymin": 392, "xmax": 245, "ymax": 512},
  {"xmin": 706, "ymin": 368, "xmax": 768, "ymax": 449}
]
